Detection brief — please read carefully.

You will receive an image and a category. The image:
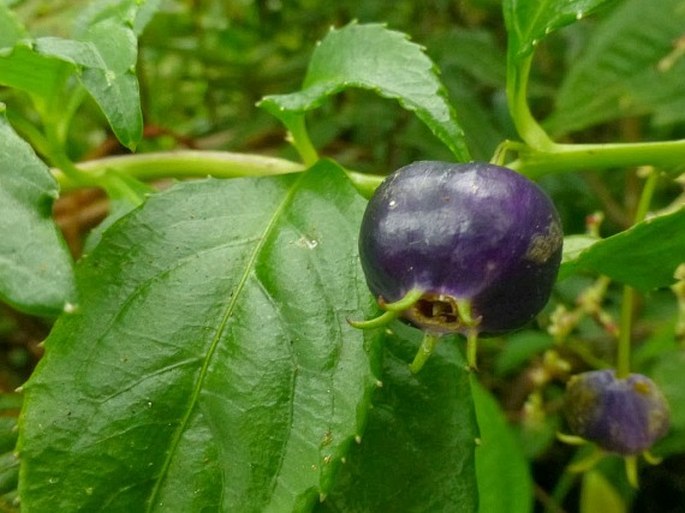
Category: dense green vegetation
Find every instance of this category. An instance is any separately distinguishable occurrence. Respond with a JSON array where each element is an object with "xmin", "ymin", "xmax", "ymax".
[{"xmin": 1, "ymin": 0, "xmax": 684, "ymax": 511}]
